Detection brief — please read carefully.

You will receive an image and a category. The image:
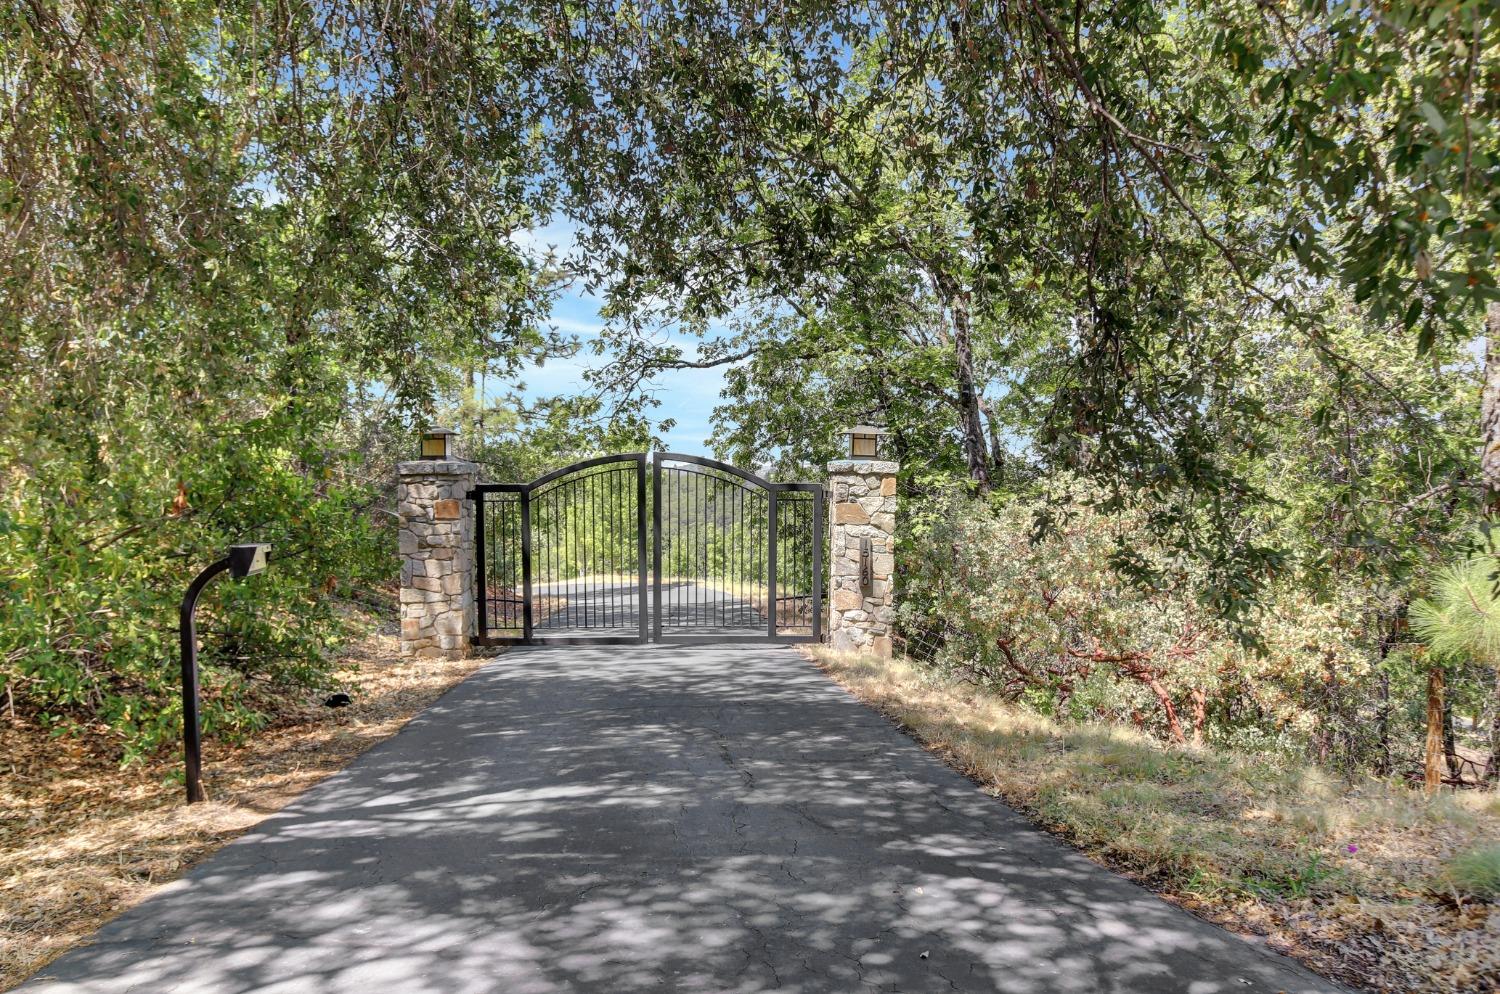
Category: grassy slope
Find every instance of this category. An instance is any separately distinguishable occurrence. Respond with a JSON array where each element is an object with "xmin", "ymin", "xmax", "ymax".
[{"xmin": 808, "ymin": 647, "xmax": 1500, "ymax": 994}]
